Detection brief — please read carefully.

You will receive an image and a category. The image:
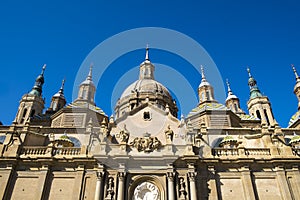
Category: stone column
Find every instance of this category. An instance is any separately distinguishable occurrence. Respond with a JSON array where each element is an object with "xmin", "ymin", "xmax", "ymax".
[
  {"xmin": 291, "ymin": 165, "xmax": 300, "ymax": 199},
  {"xmin": 275, "ymin": 166, "xmax": 292, "ymax": 200},
  {"xmin": 94, "ymin": 171, "xmax": 103, "ymax": 200},
  {"xmin": 167, "ymin": 172, "xmax": 175, "ymax": 200},
  {"xmin": 188, "ymin": 172, "xmax": 197, "ymax": 200},
  {"xmin": 240, "ymin": 166, "xmax": 256, "ymax": 200},
  {"xmin": 117, "ymin": 172, "xmax": 126, "ymax": 200}
]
